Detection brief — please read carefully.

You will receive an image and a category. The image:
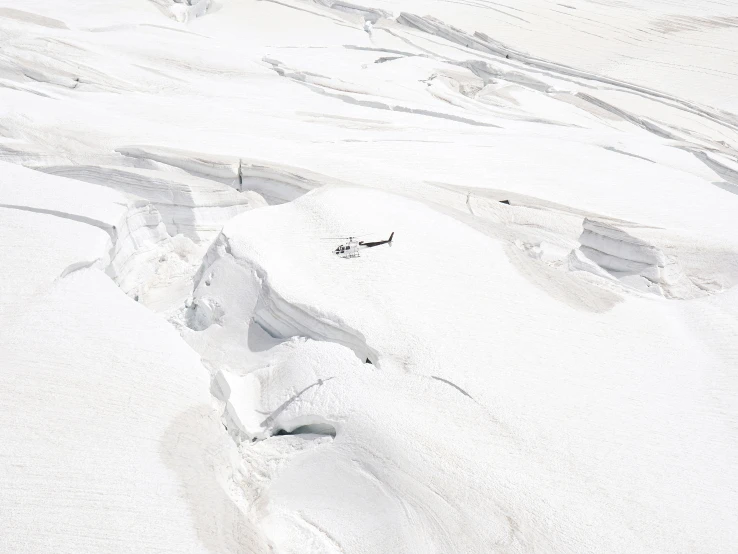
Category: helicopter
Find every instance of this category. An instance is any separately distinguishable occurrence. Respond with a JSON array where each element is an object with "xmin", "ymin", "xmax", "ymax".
[{"xmin": 329, "ymin": 232, "xmax": 394, "ymax": 258}]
